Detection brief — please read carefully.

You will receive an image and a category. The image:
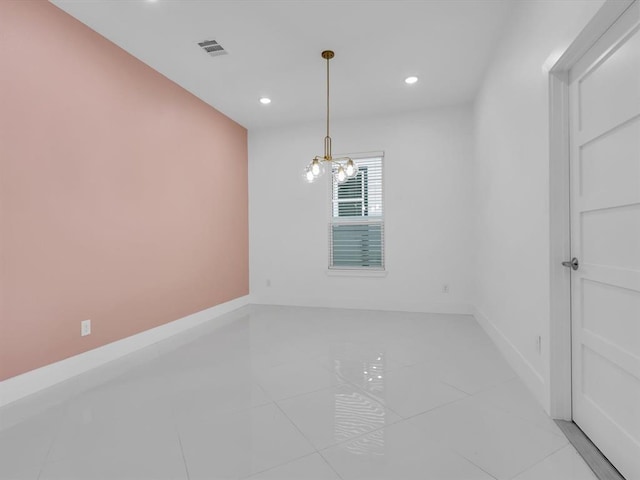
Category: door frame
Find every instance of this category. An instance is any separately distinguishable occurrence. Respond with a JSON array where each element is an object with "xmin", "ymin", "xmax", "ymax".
[{"xmin": 547, "ymin": 0, "xmax": 636, "ymax": 420}]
